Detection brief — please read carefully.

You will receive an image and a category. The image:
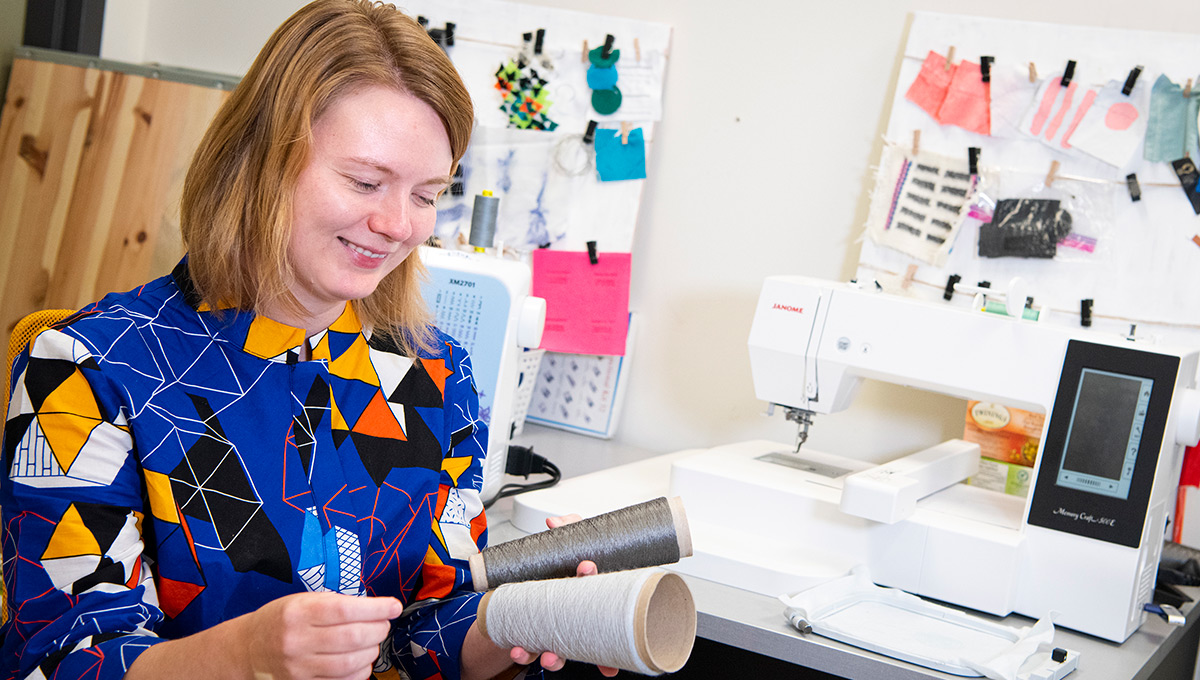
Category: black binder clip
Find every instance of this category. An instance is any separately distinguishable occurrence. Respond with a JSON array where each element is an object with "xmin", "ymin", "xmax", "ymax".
[
  {"xmin": 601, "ymin": 34, "xmax": 615, "ymax": 60},
  {"xmin": 417, "ymin": 15, "xmax": 429, "ymax": 27},
  {"xmin": 1122, "ymin": 65, "xmax": 1143, "ymax": 95},
  {"xmin": 534, "ymin": 28, "xmax": 546, "ymax": 55},
  {"xmin": 1081, "ymin": 299, "xmax": 1093, "ymax": 327},
  {"xmin": 943, "ymin": 274, "xmax": 961, "ymax": 301},
  {"xmin": 583, "ymin": 120, "xmax": 598, "ymax": 144},
  {"xmin": 450, "ymin": 166, "xmax": 464, "ymax": 196},
  {"xmin": 1126, "ymin": 173, "xmax": 1142, "ymax": 202},
  {"xmin": 427, "ymin": 22, "xmax": 455, "ymax": 49},
  {"xmin": 980, "ymin": 56, "xmax": 993, "ymax": 83},
  {"xmin": 586, "ymin": 240, "xmax": 599, "ymax": 265},
  {"xmin": 1061, "ymin": 60, "xmax": 1077, "ymax": 87},
  {"xmin": 968, "ymin": 147, "xmax": 981, "ymax": 176},
  {"xmin": 977, "ymin": 280, "xmax": 991, "ymax": 289}
]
